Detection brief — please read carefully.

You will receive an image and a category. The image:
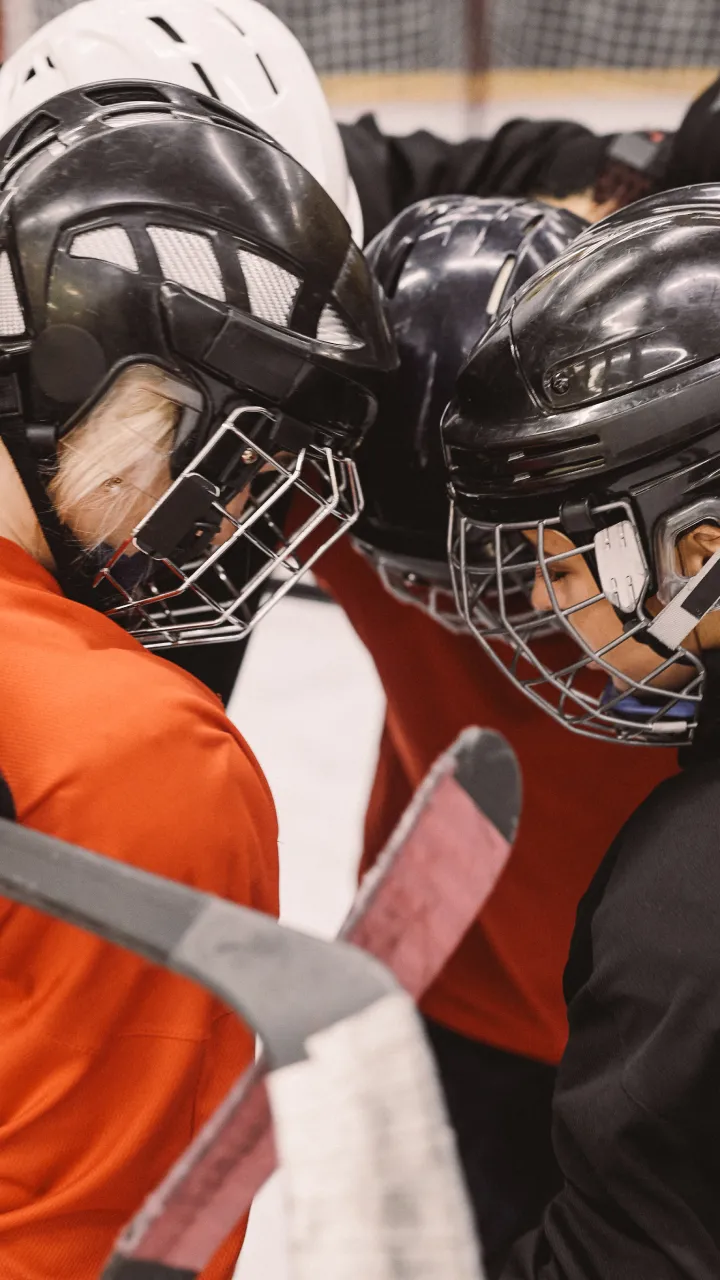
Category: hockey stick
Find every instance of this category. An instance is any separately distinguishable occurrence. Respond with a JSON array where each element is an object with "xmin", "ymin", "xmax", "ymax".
[
  {"xmin": 0, "ymin": 817, "xmax": 399, "ymax": 1069},
  {"xmin": 106, "ymin": 726, "xmax": 520, "ymax": 1278},
  {"xmin": 0, "ymin": 815, "xmax": 487, "ymax": 1280}
]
